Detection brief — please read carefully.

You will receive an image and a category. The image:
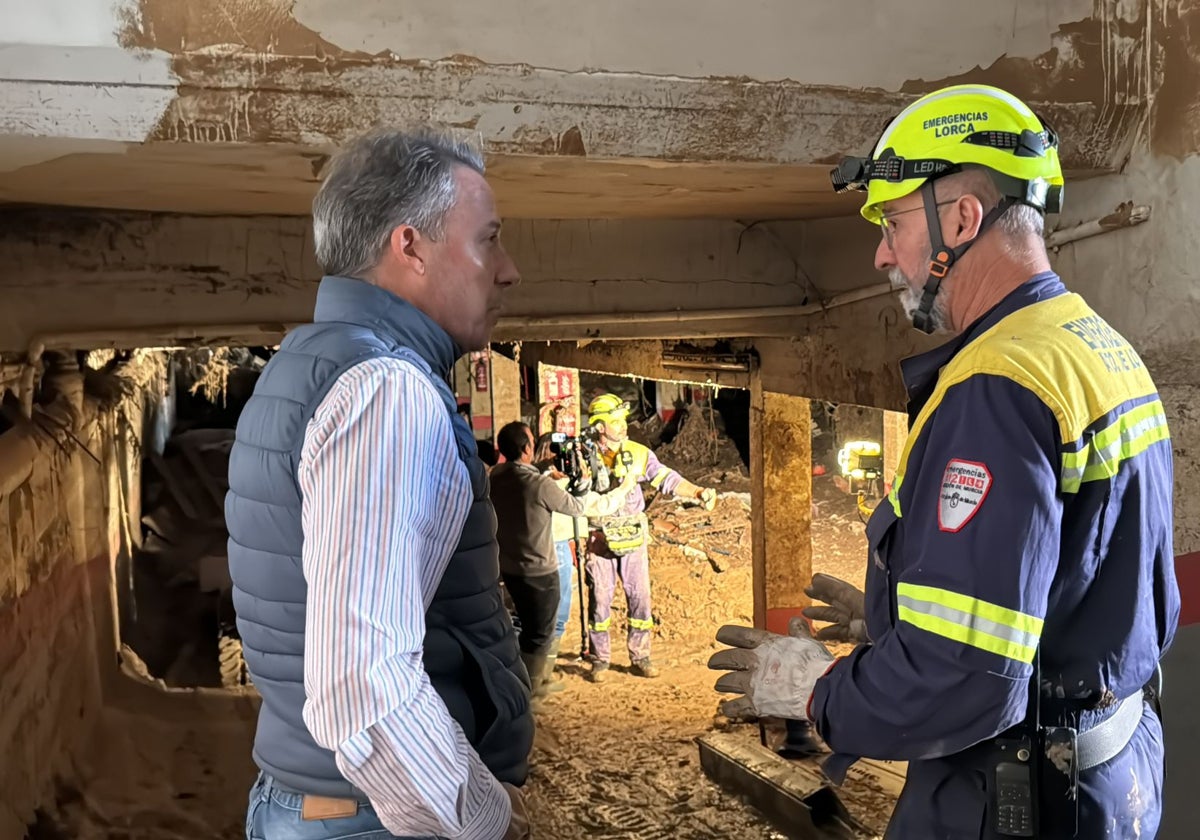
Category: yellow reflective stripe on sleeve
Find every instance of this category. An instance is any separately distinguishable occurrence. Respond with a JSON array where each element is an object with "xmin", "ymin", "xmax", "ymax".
[
  {"xmin": 649, "ymin": 468, "xmax": 673, "ymax": 489},
  {"xmin": 590, "ymin": 618, "xmax": 612, "ymax": 632},
  {"xmin": 1060, "ymin": 400, "xmax": 1170, "ymax": 493},
  {"xmin": 896, "ymin": 582, "xmax": 1042, "ymax": 665},
  {"xmin": 628, "ymin": 617, "xmax": 654, "ymax": 630},
  {"xmin": 887, "ymin": 484, "xmax": 903, "ymax": 518},
  {"xmin": 886, "ymin": 294, "xmax": 1161, "ymax": 517}
]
